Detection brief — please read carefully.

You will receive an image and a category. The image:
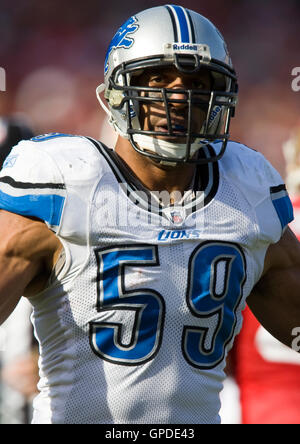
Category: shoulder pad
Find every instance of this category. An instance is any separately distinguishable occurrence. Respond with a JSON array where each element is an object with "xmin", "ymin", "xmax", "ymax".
[{"xmin": 221, "ymin": 140, "xmax": 293, "ymax": 241}]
